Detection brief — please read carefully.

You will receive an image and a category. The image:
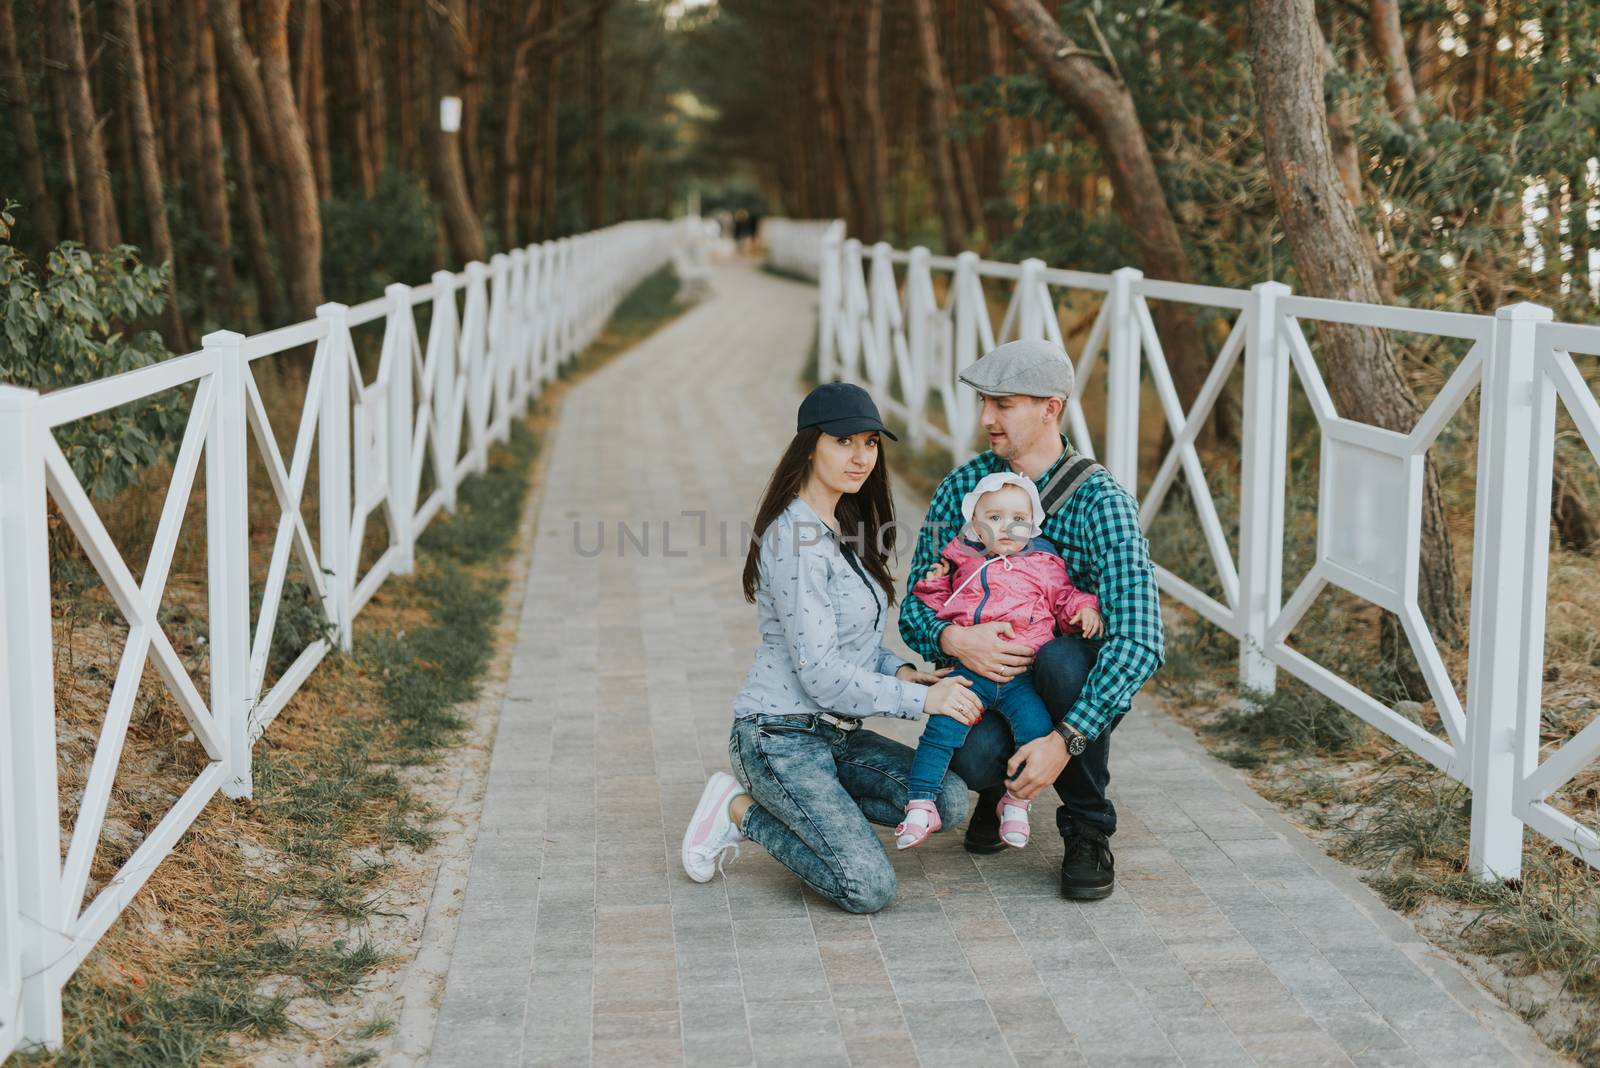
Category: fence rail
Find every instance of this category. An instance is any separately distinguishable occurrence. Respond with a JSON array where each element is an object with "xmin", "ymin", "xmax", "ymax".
[
  {"xmin": 794, "ymin": 218, "xmax": 1600, "ymax": 887},
  {"xmin": 0, "ymin": 218, "xmax": 687, "ymax": 1059}
]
